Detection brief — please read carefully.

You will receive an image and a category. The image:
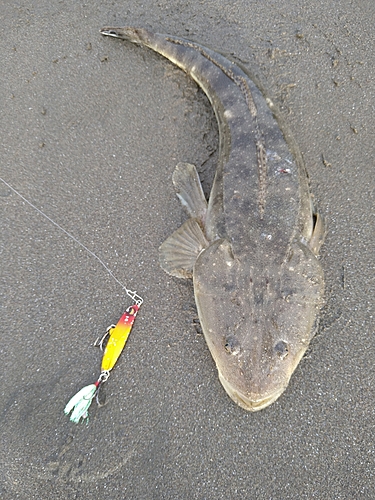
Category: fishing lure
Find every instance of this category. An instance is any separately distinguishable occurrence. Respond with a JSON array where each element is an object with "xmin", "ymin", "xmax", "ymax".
[
  {"xmin": 0, "ymin": 177, "xmax": 143, "ymax": 423},
  {"xmin": 64, "ymin": 292, "xmax": 143, "ymax": 423}
]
